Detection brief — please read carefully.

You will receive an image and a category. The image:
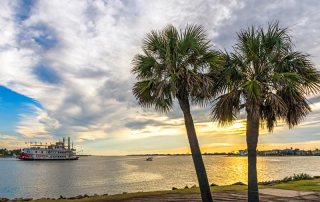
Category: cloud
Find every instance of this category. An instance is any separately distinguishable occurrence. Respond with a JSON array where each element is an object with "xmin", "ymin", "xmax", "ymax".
[
  {"xmin": 0, "ymin": 134, "xmax": 26, "ymax": 149},
  {"xmin": 0, "ymin": 0, "xmax": 320, "ymax": 154},
  {"xmin": 125, "ymin": 119, "xmax": 162, "ymax": 130},
  {"xmin": 16, "ymin": 105, "xmax": 60, "ymax": 139},
  {"xmin": 3, "ymin": 0, "xmax": 239, "ymax": 141}
]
